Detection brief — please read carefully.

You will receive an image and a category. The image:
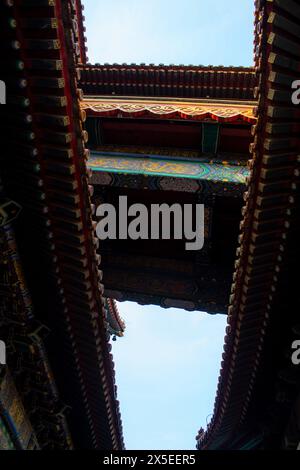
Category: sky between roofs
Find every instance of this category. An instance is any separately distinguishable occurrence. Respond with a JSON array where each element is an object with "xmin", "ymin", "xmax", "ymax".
[
  {"xmin": 83, "ymin": 0, "xmax": 254, "ymax": 66},
  {"xmin": 83, "ymin": 0, "xmax": 254, "ymax": 449}
]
